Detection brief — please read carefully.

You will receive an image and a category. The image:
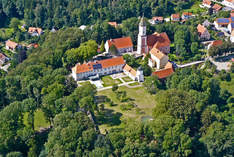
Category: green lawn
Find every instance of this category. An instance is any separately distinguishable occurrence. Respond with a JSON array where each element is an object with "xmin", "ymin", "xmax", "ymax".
[
  {"xmin": 97, "ymin": 86, "xmax": 156, "ymax": 132},
  {"xmin": 23, "ymin": 109, "xmax": 50, "ymax": 131},
  {"xmin": 122, "ymin": 76, "xmax": 133, "ymax": 82},
  {"xmin": 221, "ymin": 73, "xmax": 234, "ymax": 95},
  {"xmin": 101, "ymin": 76, "xmax": 121, "ymax": 87},
  {"xmin": 182, "ymin": 1, "xmax": 206, "ymax": 14},
  {"xmin": 0, "ymin": 28, "xmax": 14, "ymax": 41},
  {"xmin": 128, "ymin": 82, "xmax": 140, "ymax": 86}
]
